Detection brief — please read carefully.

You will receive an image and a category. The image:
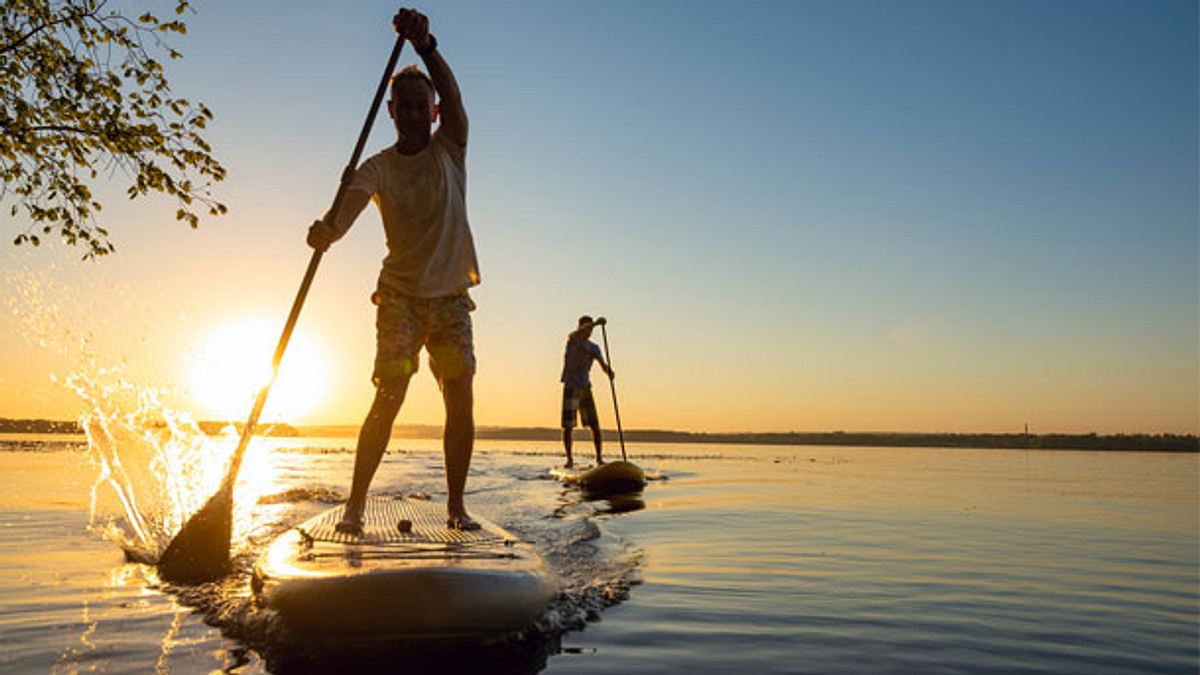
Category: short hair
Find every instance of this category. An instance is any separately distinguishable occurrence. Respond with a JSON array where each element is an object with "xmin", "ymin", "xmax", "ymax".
[
  {"xmin": 578, "ymin": 315, "xmax": 593, "ymax": 327},
  {"xmin": 390, "ymin": 64, "xmax": 435, "ymax": 100}
]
